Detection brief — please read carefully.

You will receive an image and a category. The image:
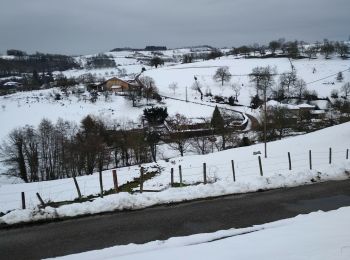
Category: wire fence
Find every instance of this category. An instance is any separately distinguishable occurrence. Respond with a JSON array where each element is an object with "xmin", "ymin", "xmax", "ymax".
[{"xmin": 0, "ymin": 147, "xmax": 349, "ymax": 213}]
